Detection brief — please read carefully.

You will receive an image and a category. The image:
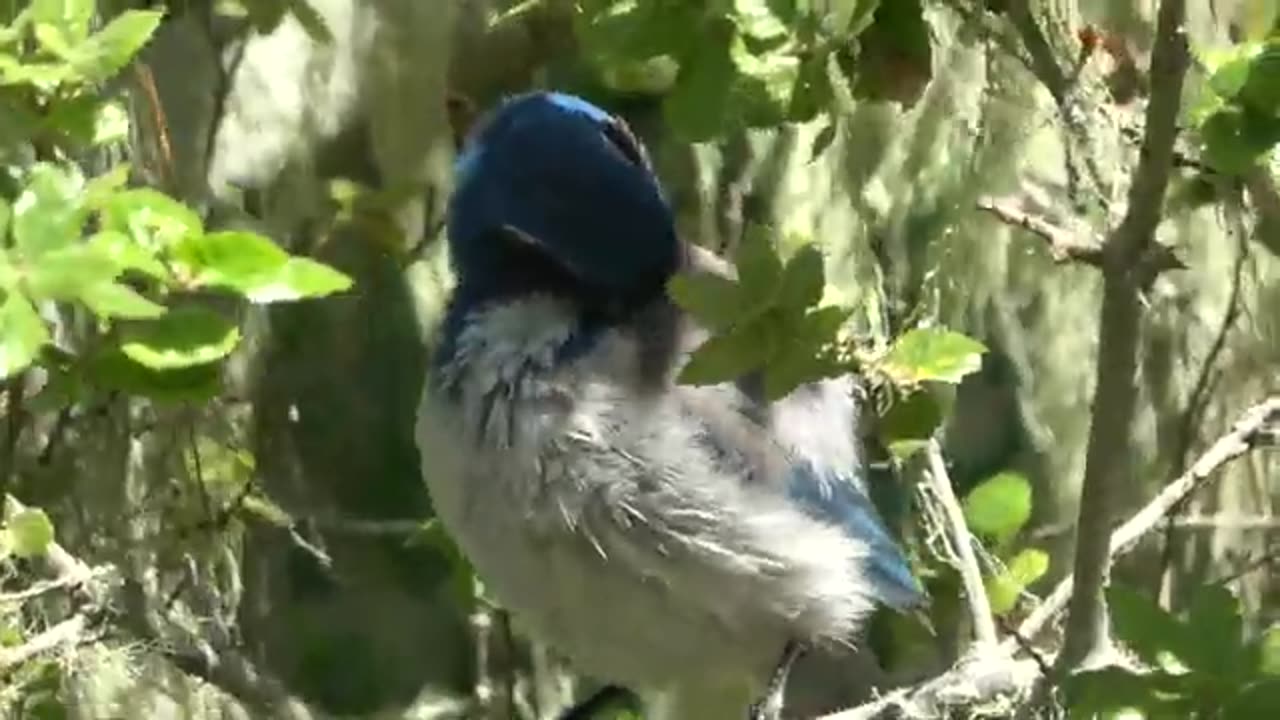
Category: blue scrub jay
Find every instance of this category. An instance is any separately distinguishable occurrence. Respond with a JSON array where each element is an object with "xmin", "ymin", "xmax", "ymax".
[{"xmin": 416, "ymin": 91, "xmax": 924, "ymax": 719}]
